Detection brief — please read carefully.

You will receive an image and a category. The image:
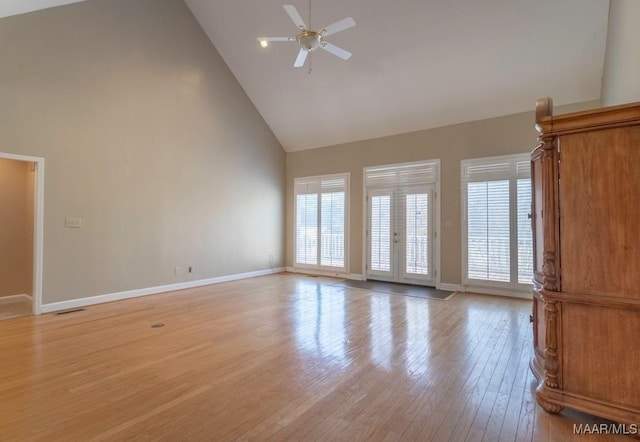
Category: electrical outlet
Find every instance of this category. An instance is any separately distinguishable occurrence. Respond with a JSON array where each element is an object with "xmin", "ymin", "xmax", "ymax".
[
  {"xmin": 65, "ymin": 217, "xmax": 82, "ymax": 228},
  {"xmin": 175, "ymin": 267, "xmax": 181, "ymax": 275}
]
